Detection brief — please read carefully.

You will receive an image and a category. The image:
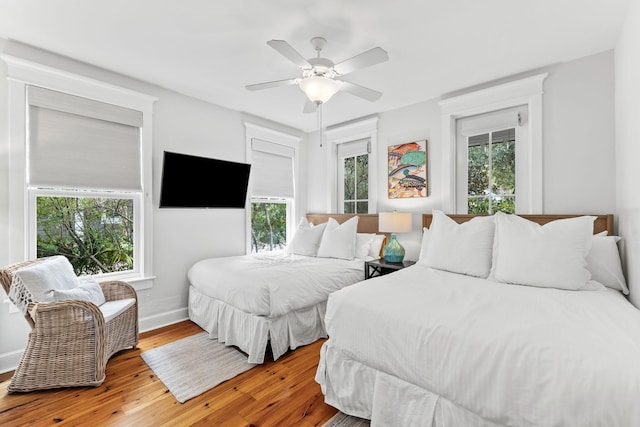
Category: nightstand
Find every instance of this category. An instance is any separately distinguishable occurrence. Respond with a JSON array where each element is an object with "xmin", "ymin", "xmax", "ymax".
[{"xmin": 365, "ymin": 258, "xmax": 416, "ymax": 279}]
